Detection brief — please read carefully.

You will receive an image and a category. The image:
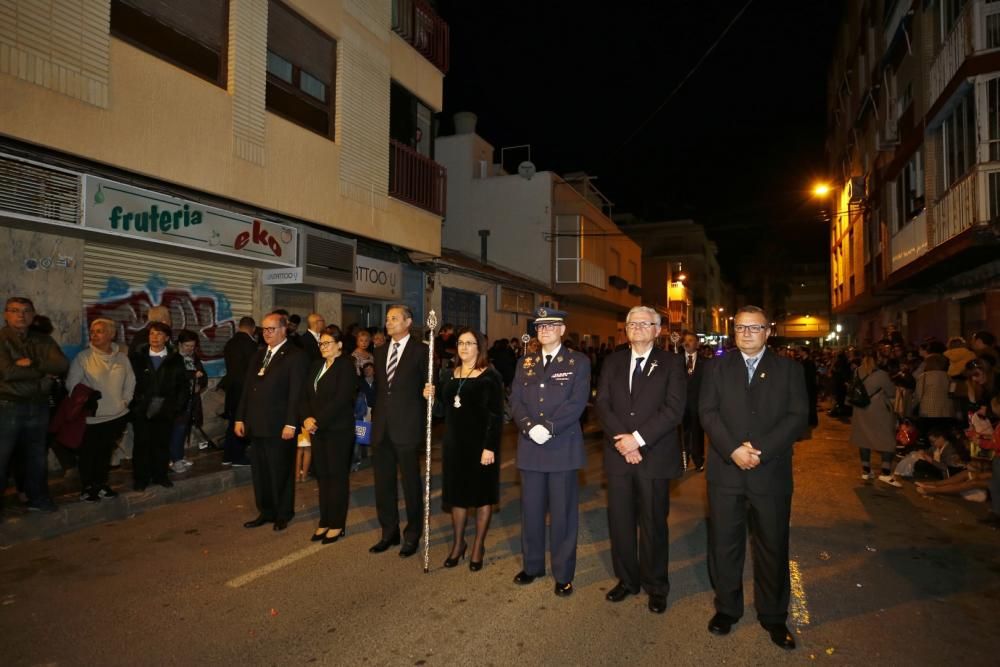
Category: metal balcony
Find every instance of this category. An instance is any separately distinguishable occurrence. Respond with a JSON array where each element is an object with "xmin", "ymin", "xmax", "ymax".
[
  {"xmin": 392, "ymin": 0, "xmax": 450, "ymax": 74},
  {"xmin": 389, "ymin": 139, "xmax": 447, "ymax": 217}
]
